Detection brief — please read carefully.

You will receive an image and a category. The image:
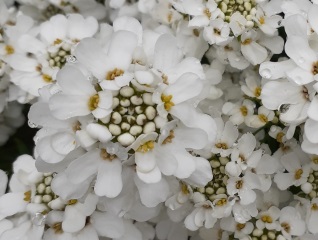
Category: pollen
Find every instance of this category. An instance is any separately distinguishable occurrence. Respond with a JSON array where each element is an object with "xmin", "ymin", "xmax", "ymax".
[
  {"xmin": 54, "ymin": 38, "xmax": 62, "ymax": 45},
  {"xmin": 24, "ymin": 190, "xmax": 31, "ymax": 202},
  {"xmin": 88, "ymin": 94, "xmax": 100, "ymax": 111},
  {"xmin": 241, "ymin": 38, "xmax": 252, "ymax": 45},
  {"xmin": 42, "ymin": 74, "xmax": 53, "ymax": 83},
  {"xmin": 215, "ymin": 142, "xmax": 228, "ymax": 150},
  {"xmin": 259, "ymin": 16, "xmax": 265, "ymax": 25},
  {"xmin": 106, "ymin": 68, "xmax": 124, "ymax": 80},
  {"xmin": 312, "ymin": 156, "xmax": 318, "ymax": 164},
  {"xmin": 312, "ymin": 61, "xmax": 318, "ymax": 75},
  {"xmin": 5, "ymin": 45, "xmax": 14, "ymax": 55},
  {"xmin": 254, "ymin": 87, "xmax": 261, "ymax": 97},
  {"xmin": 258, "ymin": 114, "xmax": 268, "ymax": 123},
  {"xmin": 236, "ymin": 223, "xmax": 246, "ymax": 231},
  {"xmin": 161, "ymin": 94, "xmax": 175, "ymax": 111},
  {"xmin": 193, "ymin": 29, "xmax": 200, "ymax": 37},
  {"xmin": 240, "ymin": 106, "xmax": 248, "ymax": 116},
  {"xmin": 214, "ymin": 28, "xmax": 221, "ymax": 35},
  {"xmin": 281, "ymin": 222, "xmax": 290, "ymax": 233},
  {"xmin": 215, "ymin": 198, "xmax": 227, "ymax": 206},
  {"xmin": 53, "ymin": 222, "xmax": 63, "ymax": 234},
  {"xmin": 276, "ymin": 132, "xmax": 284, "ymax": 143},
  {"xmin": 203, "ymin": 8, "xmax": 212, "ymax": 19},
  {"xmin": 261, "ymin": 215, "xmax": 273, "ymax": 223},
  {"xmin": 312, "ymin": 203, "xmax": 318, "ymax": 211},
  {"xmin": 100, "ymin": 148, "xmax": 116, "ymax": 161},
  {"xmin": 167, "ymin": 12, "xmax": 173, "ymax": 23},
  {"xmin": 294, "ymin": 168, "xmax": 303, "ymax": 180},
  {"xmin": 137, "ymin": 141, "xmax": 155, "ymax": 153},
  {"xmin": 162, "ymin": 130, "xmax": 175, "ymax": 144},
  {"xmin": 235, "ymin": 180, "xmax": 243, "ymax": 189},
  {"xmin": 67, "ymin": 199, "xmax": 78, "ymax": 205},
  {"xmin": 181, "ymin": 183, "xmax": 189, "ymax": 195}
]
